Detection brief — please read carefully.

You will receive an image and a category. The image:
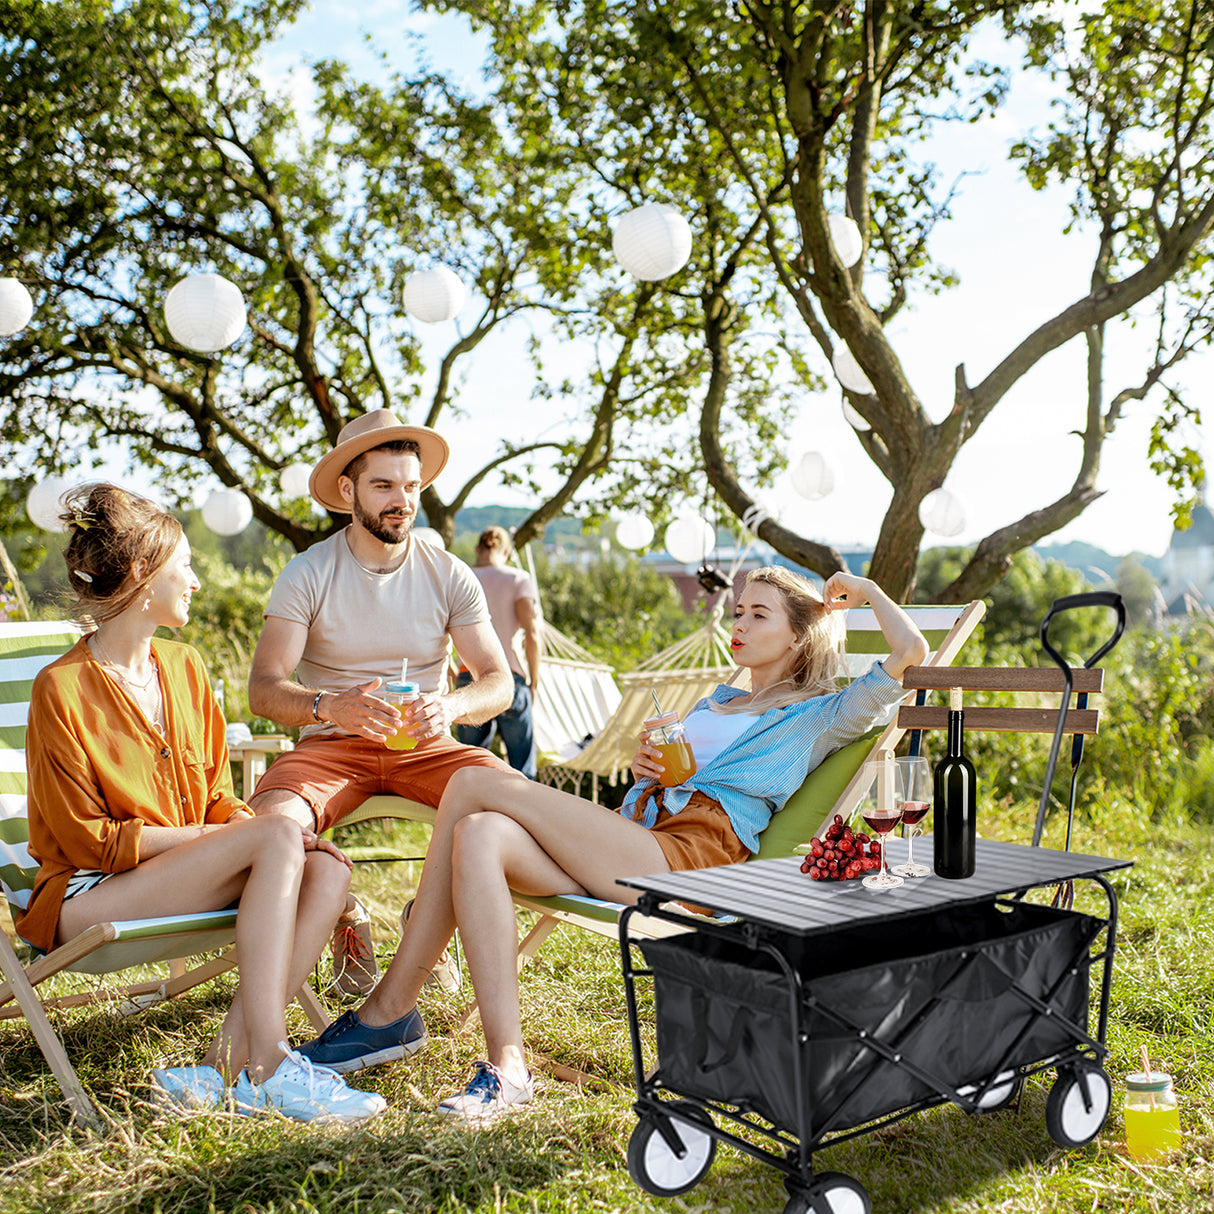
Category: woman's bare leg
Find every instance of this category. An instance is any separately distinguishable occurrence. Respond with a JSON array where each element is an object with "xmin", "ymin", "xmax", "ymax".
[
  {"xmin": 358, "ymin": 766, "xmax": 668, "ymax": 1080},
  {"xmin": 202, "ymin": 849, "xmax": 350, "ymax": 1078},
  {"xmin": 57, "ymin": 816, "xmax": 327, "ymax": 1079}
]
